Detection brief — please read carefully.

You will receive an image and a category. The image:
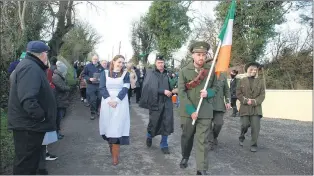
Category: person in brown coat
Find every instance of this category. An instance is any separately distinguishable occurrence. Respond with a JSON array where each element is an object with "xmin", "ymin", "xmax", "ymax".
[
  {"xmin": 236, "ymin": 62, "xmax": 265, "ymax": 152},
  {"xmin": 79, "ymin": 69, "xmax": 87, "ymax": 103}
]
